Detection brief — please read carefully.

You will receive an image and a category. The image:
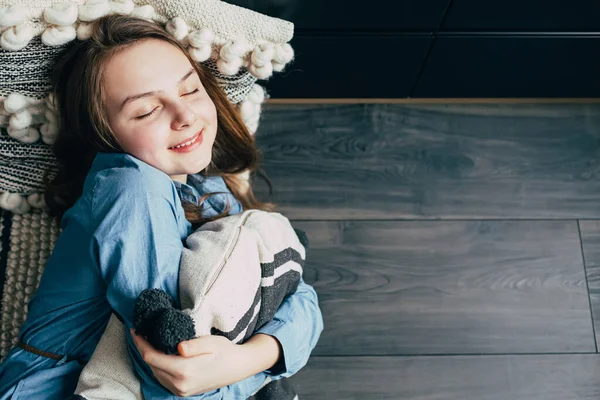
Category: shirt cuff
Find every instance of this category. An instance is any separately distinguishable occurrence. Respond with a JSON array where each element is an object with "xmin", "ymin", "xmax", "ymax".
[{"xmin": 255, "ymin": 319, "xmax": 290, "ymax": 376}]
